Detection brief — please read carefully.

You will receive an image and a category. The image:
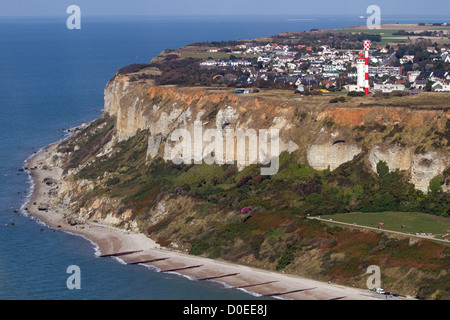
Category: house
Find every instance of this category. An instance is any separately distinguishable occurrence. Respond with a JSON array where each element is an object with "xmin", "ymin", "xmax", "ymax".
[
  {"xmin": 320, "ymin": 79, "xmax": 337, "ymax": 88},
  {"xmin": 413, "ymin": 79, "xmax": 428, "ymax": 89},
  {"xmin": 287, "ymin": 62, "xmax": 298, "ymax": 70},
  {"xmin": 376, "ymin": 46, "xmax": 388, "ymax": 53},
  {"xmin": 257, "ymin": 55, "xmax": 272, "ymax": 63},
  {"xmin": 208, "ymin": 47, "xmax": 219, "ymax": 53},
  {"xmin": 432, "ymin": 81, "xmax": 450, "ymax": 92},
  {"xmin": 245, "ymin": 46, "xmax": 263, "ymax": 54},
  {"xmin": 400, "ymin": 55, "xmax": 414, "ymax": 64},
  {"xmin": 264, "ymin": 43, "xmax": 280, "ymax": 51},
  {"xmin": 368, "ymin": 66, "xmax": 401, "ymax": 77}
]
